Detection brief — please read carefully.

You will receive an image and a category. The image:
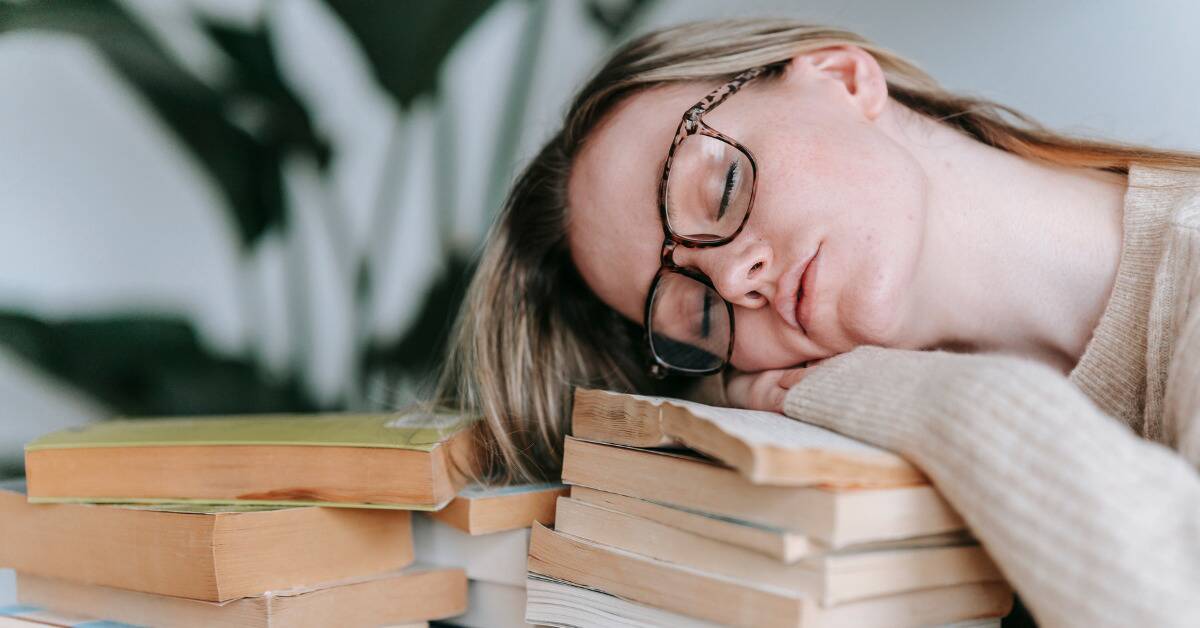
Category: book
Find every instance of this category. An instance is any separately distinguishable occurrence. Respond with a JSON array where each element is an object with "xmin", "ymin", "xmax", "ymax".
[
  {"xmin": 0, "ymin": 482, "xmax": 413, "ymax": 602},
  {"xmin": 412, "ymin": 515, "xmax": 530, "ymax": 587},
  {"xmin": 561, "ymin": 437, "xmax": 963, "ymax": 546},
  {"xmin": 429, "ymin": 482, "xmax": 567, "ymax": 535},
  {"xmin": 572, "ymin": 388, "xmax": 925, "ymax": 488},
  {"xmin": 527, "ymin": 524, "xmax": 1013, "ymax": 628},
  {"xmin": 1, "ymin": 569, "xmax": 12, "ymax": 606},
  {"xmin": 553, "ymin": 496, "xmax": 1000, "ymax": 606},
  {"xmin": 24, "ymin": 411, "xmax": 475, "ymax": 509},
  {"xmin": 0, "ymin": 604, "xmax": 138, "ymax": 627},
  {"xmin": 526, "ymin": 573, "xmax": 721, "ymax": 628},
  {"xmin": 16, "ymin": 566, "xmax": 465, "ymax": 628},
  {"xmin": 525, "ymin": 574, "xmax": 1003, "ymax": 628},
  {"xmin": 0, "ymin": 608, "xmax": 427, "ymax": 628},
  {"xmin": 569, "ymin": 485, "xmax": 813, "ymax": 562},
  {"xmin": 569, "ymin": 486, "xmax": 974, "ymax": 564},
  {"xmin": 452, "ymin": 580, "xmax": 527, "ymax": 628}
]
